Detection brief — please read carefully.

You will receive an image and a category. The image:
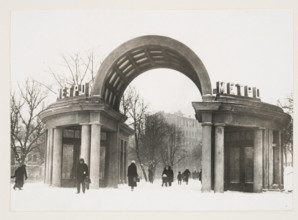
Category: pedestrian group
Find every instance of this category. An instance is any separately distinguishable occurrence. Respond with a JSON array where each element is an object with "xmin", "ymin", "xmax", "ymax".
[{"xmin": 12, "ymin": 159, "xmax": 200, "ymax": 193}]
